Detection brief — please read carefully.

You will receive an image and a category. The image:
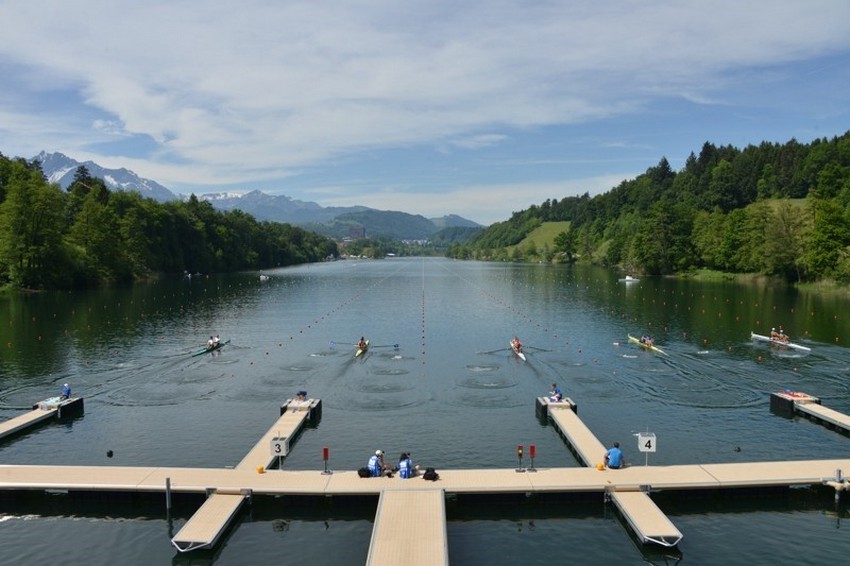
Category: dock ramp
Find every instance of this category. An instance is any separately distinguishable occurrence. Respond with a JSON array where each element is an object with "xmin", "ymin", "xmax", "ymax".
[
  {"xmin": 367, "ymin": 489, "xmax": 448, "ymax": 566},
  {"xmin": 0, "ymin": 397, "xmax": 84, "ymax": 442},
  {"xmin": 235, "ymin": 398, "xmax": 317, "ymax": 471},
  {"xmin": 609, "ymin": 491, "xmax": 683, "ymax": 547},
  {"xmin": 771, "ymin": 391, "xmax": 850, "ymax": 434},
  {"xmin": 171, "ymin": 491, "xmax": 247, "ymax": 552},
  {"xmin": 0, "ymin": 409, "xmax": 56, "ymax": 441},
  {"xmin": 544, "ymin": 398, "xmax": 683, "ymax": 547}
]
